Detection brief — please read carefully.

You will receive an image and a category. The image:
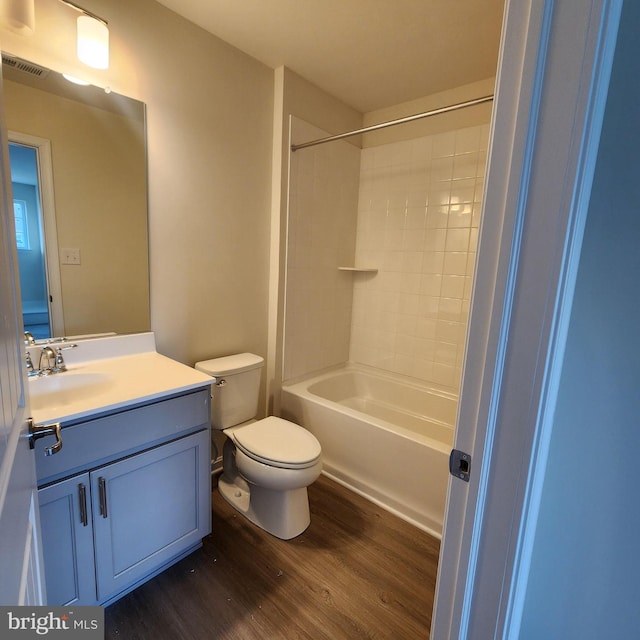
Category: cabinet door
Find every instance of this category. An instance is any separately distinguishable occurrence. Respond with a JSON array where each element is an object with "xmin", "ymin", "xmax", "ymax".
[
  {"xmin": 92, "ymin": 429, "xmax": 210, "ymax": 603},
  {"xmin": 38, "ymin": 474, "xmax": 96, "ymax": 606}
]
